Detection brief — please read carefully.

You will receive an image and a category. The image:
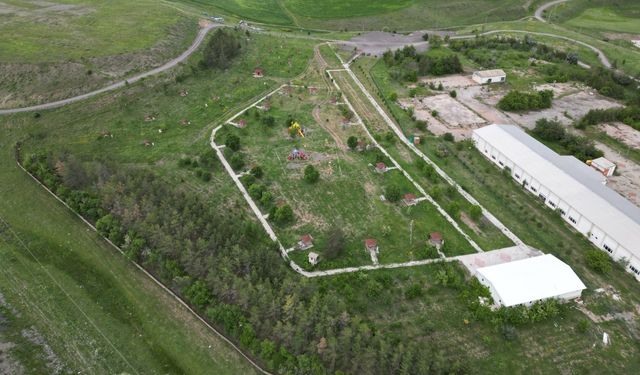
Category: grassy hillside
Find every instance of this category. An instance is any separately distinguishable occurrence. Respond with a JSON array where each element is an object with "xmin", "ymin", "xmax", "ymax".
[{"xmin": 174, "ymin": 0, "xmax": 531, "ymax": 30}]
